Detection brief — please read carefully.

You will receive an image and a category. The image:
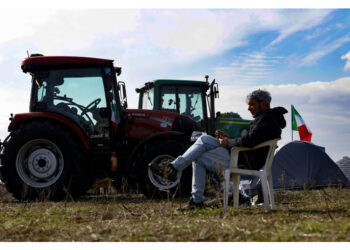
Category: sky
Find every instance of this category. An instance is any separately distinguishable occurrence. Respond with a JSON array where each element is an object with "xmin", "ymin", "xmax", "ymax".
[{"xmin": 0, "ymin": 4, "xmax": 350, "ymax": 162}]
